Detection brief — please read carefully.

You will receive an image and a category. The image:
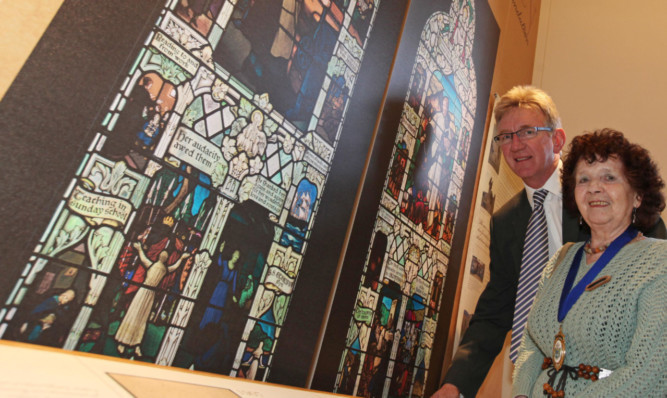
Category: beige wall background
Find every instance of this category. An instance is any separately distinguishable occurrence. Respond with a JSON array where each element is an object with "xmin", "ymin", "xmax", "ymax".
[
  {"xmin": 0, "ymin": 0, "xmax": 64, "ymax": 100},
  {"xmin": 534, "ymin": 0, "xmax": 667, "ymax": 217}
]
